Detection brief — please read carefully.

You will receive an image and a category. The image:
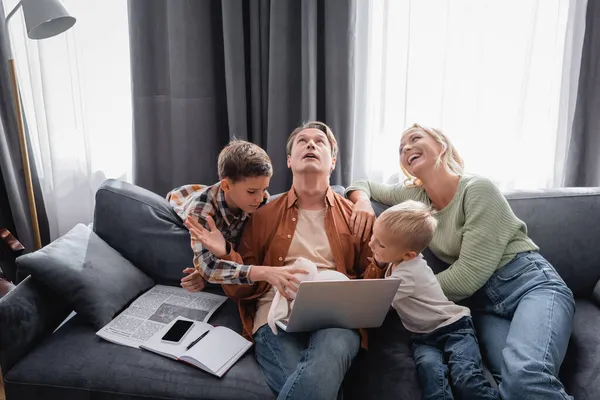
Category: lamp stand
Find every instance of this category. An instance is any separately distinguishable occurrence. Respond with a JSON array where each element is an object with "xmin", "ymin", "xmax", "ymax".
[{"xmin": 7, "ymin": 58, "xmax": 41, "ymax": 250}]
